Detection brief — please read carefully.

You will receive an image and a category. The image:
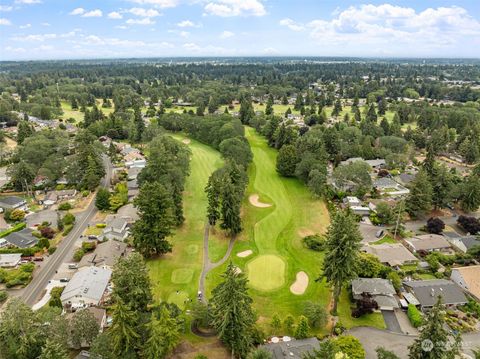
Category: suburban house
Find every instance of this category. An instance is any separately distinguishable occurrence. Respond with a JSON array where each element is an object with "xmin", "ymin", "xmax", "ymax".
[
  {"xmin": 78, "ymin": 240, "xmax": 128, "ymax": 269},
  {"xmin": 351, "ymin": 278, "xmax": 399, "ymax": 310},
  {"xmin": 451, "ymin": 266, "xmax": 480, "ymax": 301},
  {"xmin": 127, "ymin": 167, "xmax": 142, "ymax": 181},
  {"xmin": 260, "ymin": 338, "xmax": 320, "ymax": 359},
  {"xmin": 443, "ymin": 231, "xmax": 480, "ymax": 253},
  {"xmin": 343, "ymin": 196, "xmax": 370, "ymax": 216},
  {"xmin": 373, "ymin": 177, "xmax": 410, "ymax": 196},
  {"xmin": 61, "ymin": 266, "xmax": 112, "ymax": 309},
  {"xmin": 403, "ymin": 279, "xmax": 468, "ymax": 310},
  {"xmin": 395, "ymin": 173, "xmax": 416, "ymax": 187},
  {"xmin": 125, "ymin": 159, "xmax": 146, "ymax": 169},
  {"xmin": 67, "ymin": 306, "xmax": 107, "ymax": 332},
  {"xmin": 0, "ymin": 253, "xmax": 21, "ymax": 267},
  {"xmin": 102, "ymin": 216, "xmax": 131, "ymax": 241},
  {"xmin": 4, "ymin": 228, "xmax": 38, "ymax": 248},
  {"xmin": 339, "ymin": 157, "xmax": 386, "ymax": 170},
  {"xmin": 0, "ymin": 196, "xmax": 28, "ymax": 211},
  {"xmin": 362, "ymin": 243, "xmax": 418, "ymax": 267},
  {"xmin": 404, "ymin": 234, "xmax": 452, "ymax": 253}
]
